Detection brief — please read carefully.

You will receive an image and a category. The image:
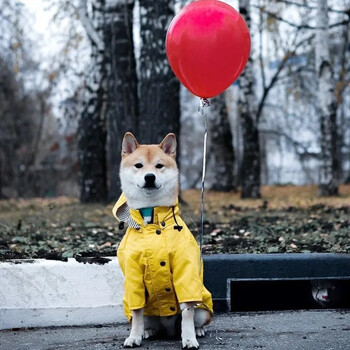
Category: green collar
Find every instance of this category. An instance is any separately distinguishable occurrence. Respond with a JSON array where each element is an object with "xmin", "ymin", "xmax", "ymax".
[{"xmin": 139, "ymin": 207, "xmax": 153, "ymax": 219}]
